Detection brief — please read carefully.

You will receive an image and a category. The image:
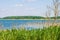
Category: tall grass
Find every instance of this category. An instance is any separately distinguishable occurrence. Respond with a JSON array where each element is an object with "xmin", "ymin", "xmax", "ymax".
[{"xmin": 0, "ymin": 26, "xmax": 60, "ymax": 40}]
